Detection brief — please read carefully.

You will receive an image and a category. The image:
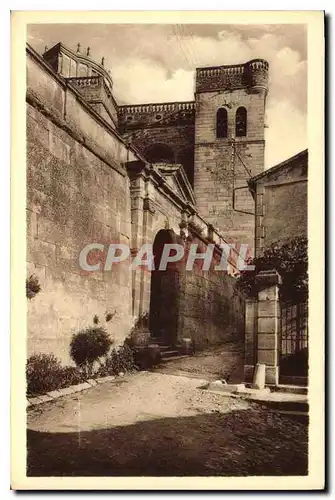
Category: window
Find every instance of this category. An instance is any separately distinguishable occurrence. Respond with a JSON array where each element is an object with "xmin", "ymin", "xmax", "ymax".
[
  {"xmin": 216, "ymin": 108, "xmax": 228, "ymax": 138},
  {"xmin": 235, "ymin": 107, "xmax": 247, "ymax": 137}
]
